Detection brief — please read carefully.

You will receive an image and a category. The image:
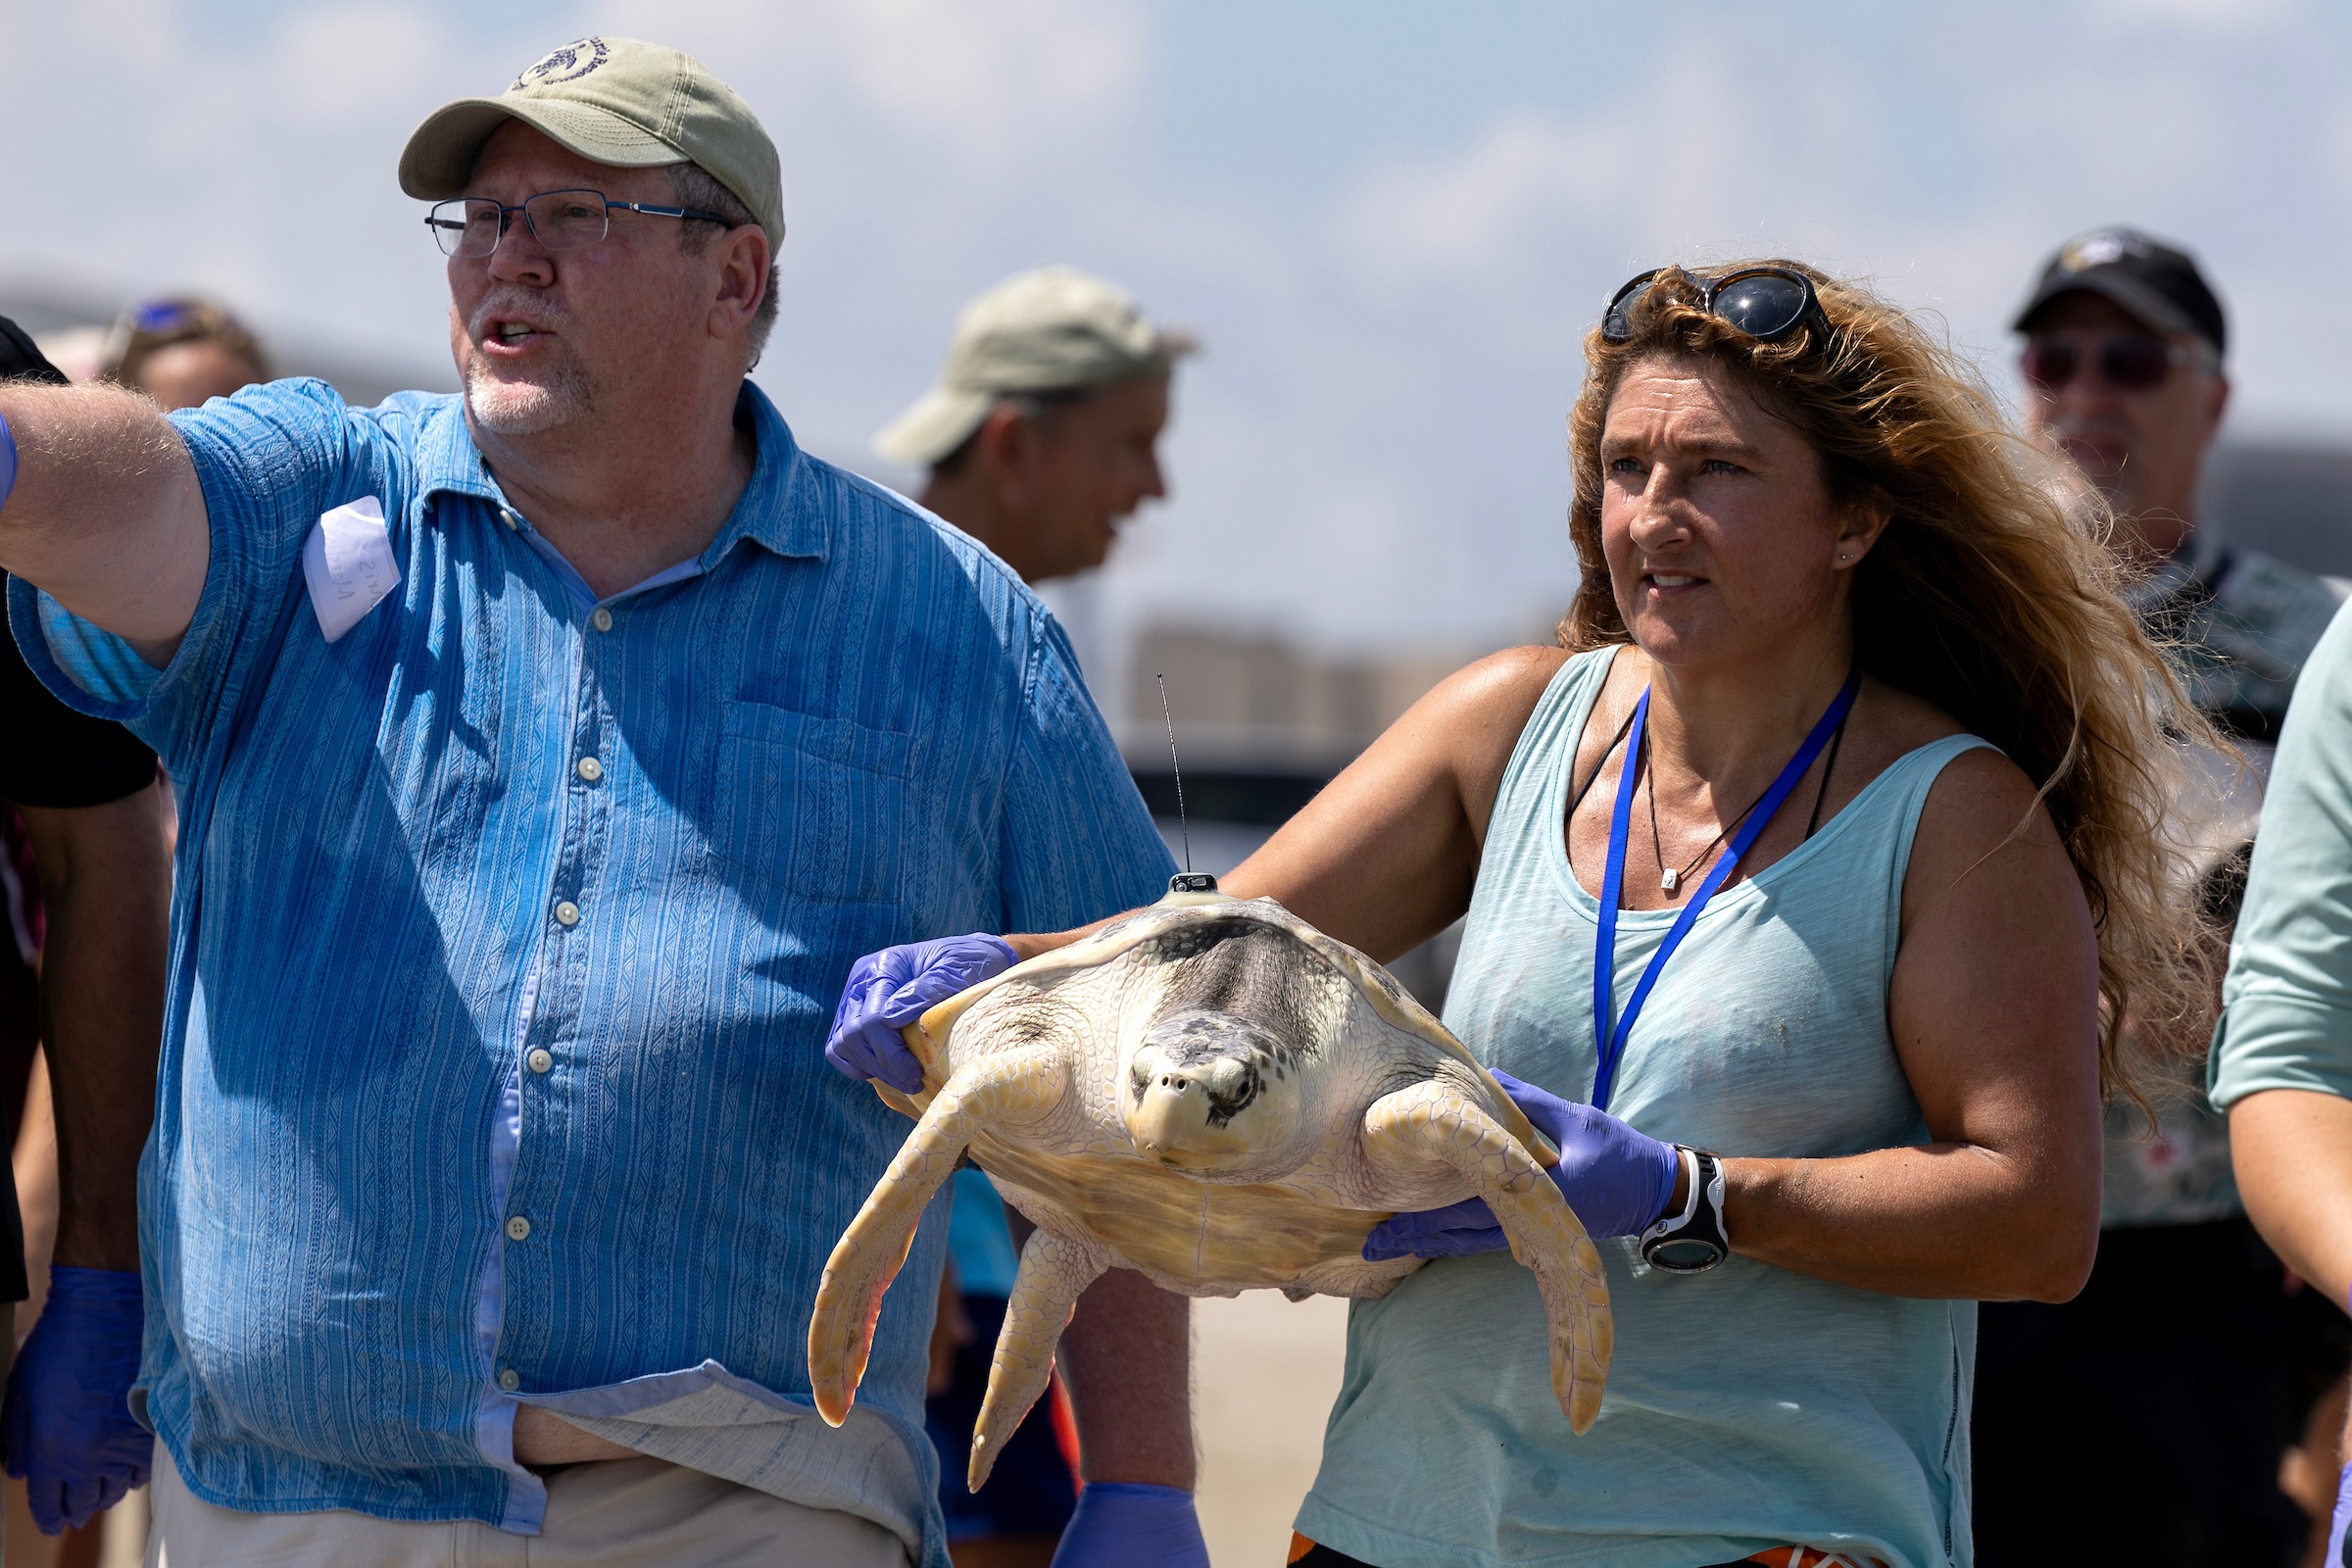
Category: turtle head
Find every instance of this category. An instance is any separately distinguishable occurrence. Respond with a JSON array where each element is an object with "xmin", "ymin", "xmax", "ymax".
[{"xmin": 1123, "ymin": 1010, "xmax": 1302, "ymax": 1170}]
